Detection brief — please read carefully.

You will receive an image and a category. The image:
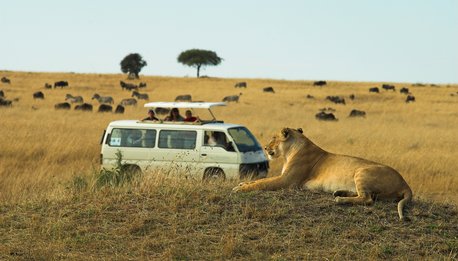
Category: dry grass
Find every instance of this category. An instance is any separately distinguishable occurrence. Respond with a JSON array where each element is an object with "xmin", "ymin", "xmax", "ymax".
[{"xmin": 0, "ymin": 71, "xmax": 457, "ymax": 259}]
